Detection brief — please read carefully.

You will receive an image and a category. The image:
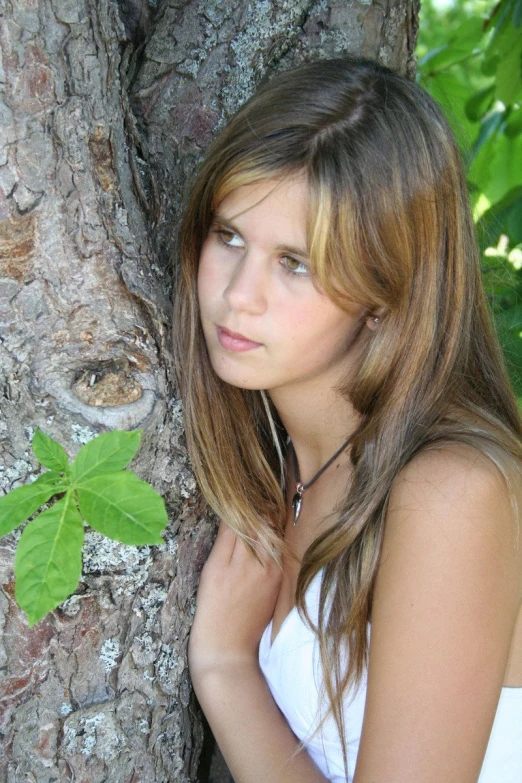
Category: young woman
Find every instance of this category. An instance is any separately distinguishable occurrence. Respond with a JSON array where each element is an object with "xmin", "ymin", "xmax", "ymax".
[{"xmin": 174, "ymin": 56, "xmax": 522, "ymax": 782}]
